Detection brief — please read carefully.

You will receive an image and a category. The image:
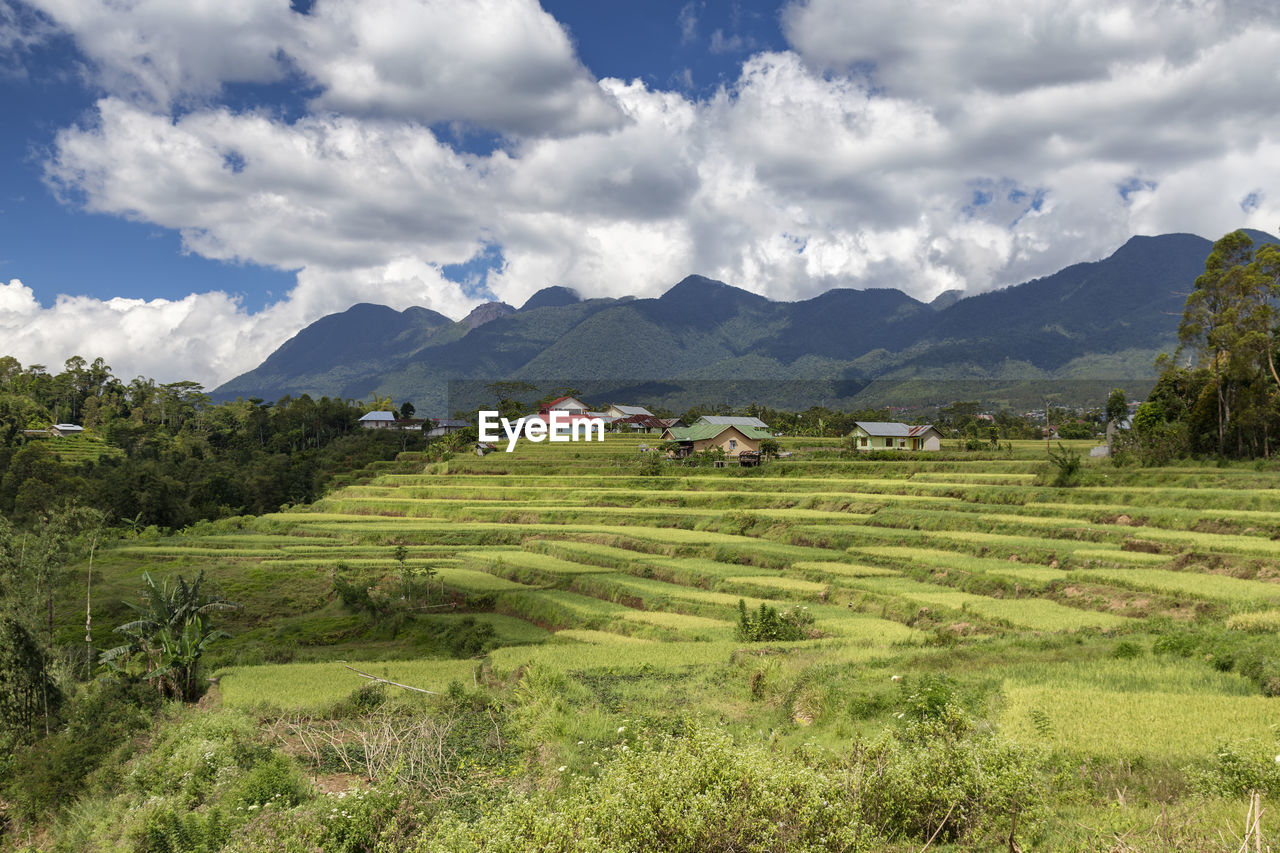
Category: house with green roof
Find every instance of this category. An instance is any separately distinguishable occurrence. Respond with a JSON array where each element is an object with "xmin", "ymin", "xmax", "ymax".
[{"xmin": 661, "ymin": 422, "xmax": 772, "ymax": 463}]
